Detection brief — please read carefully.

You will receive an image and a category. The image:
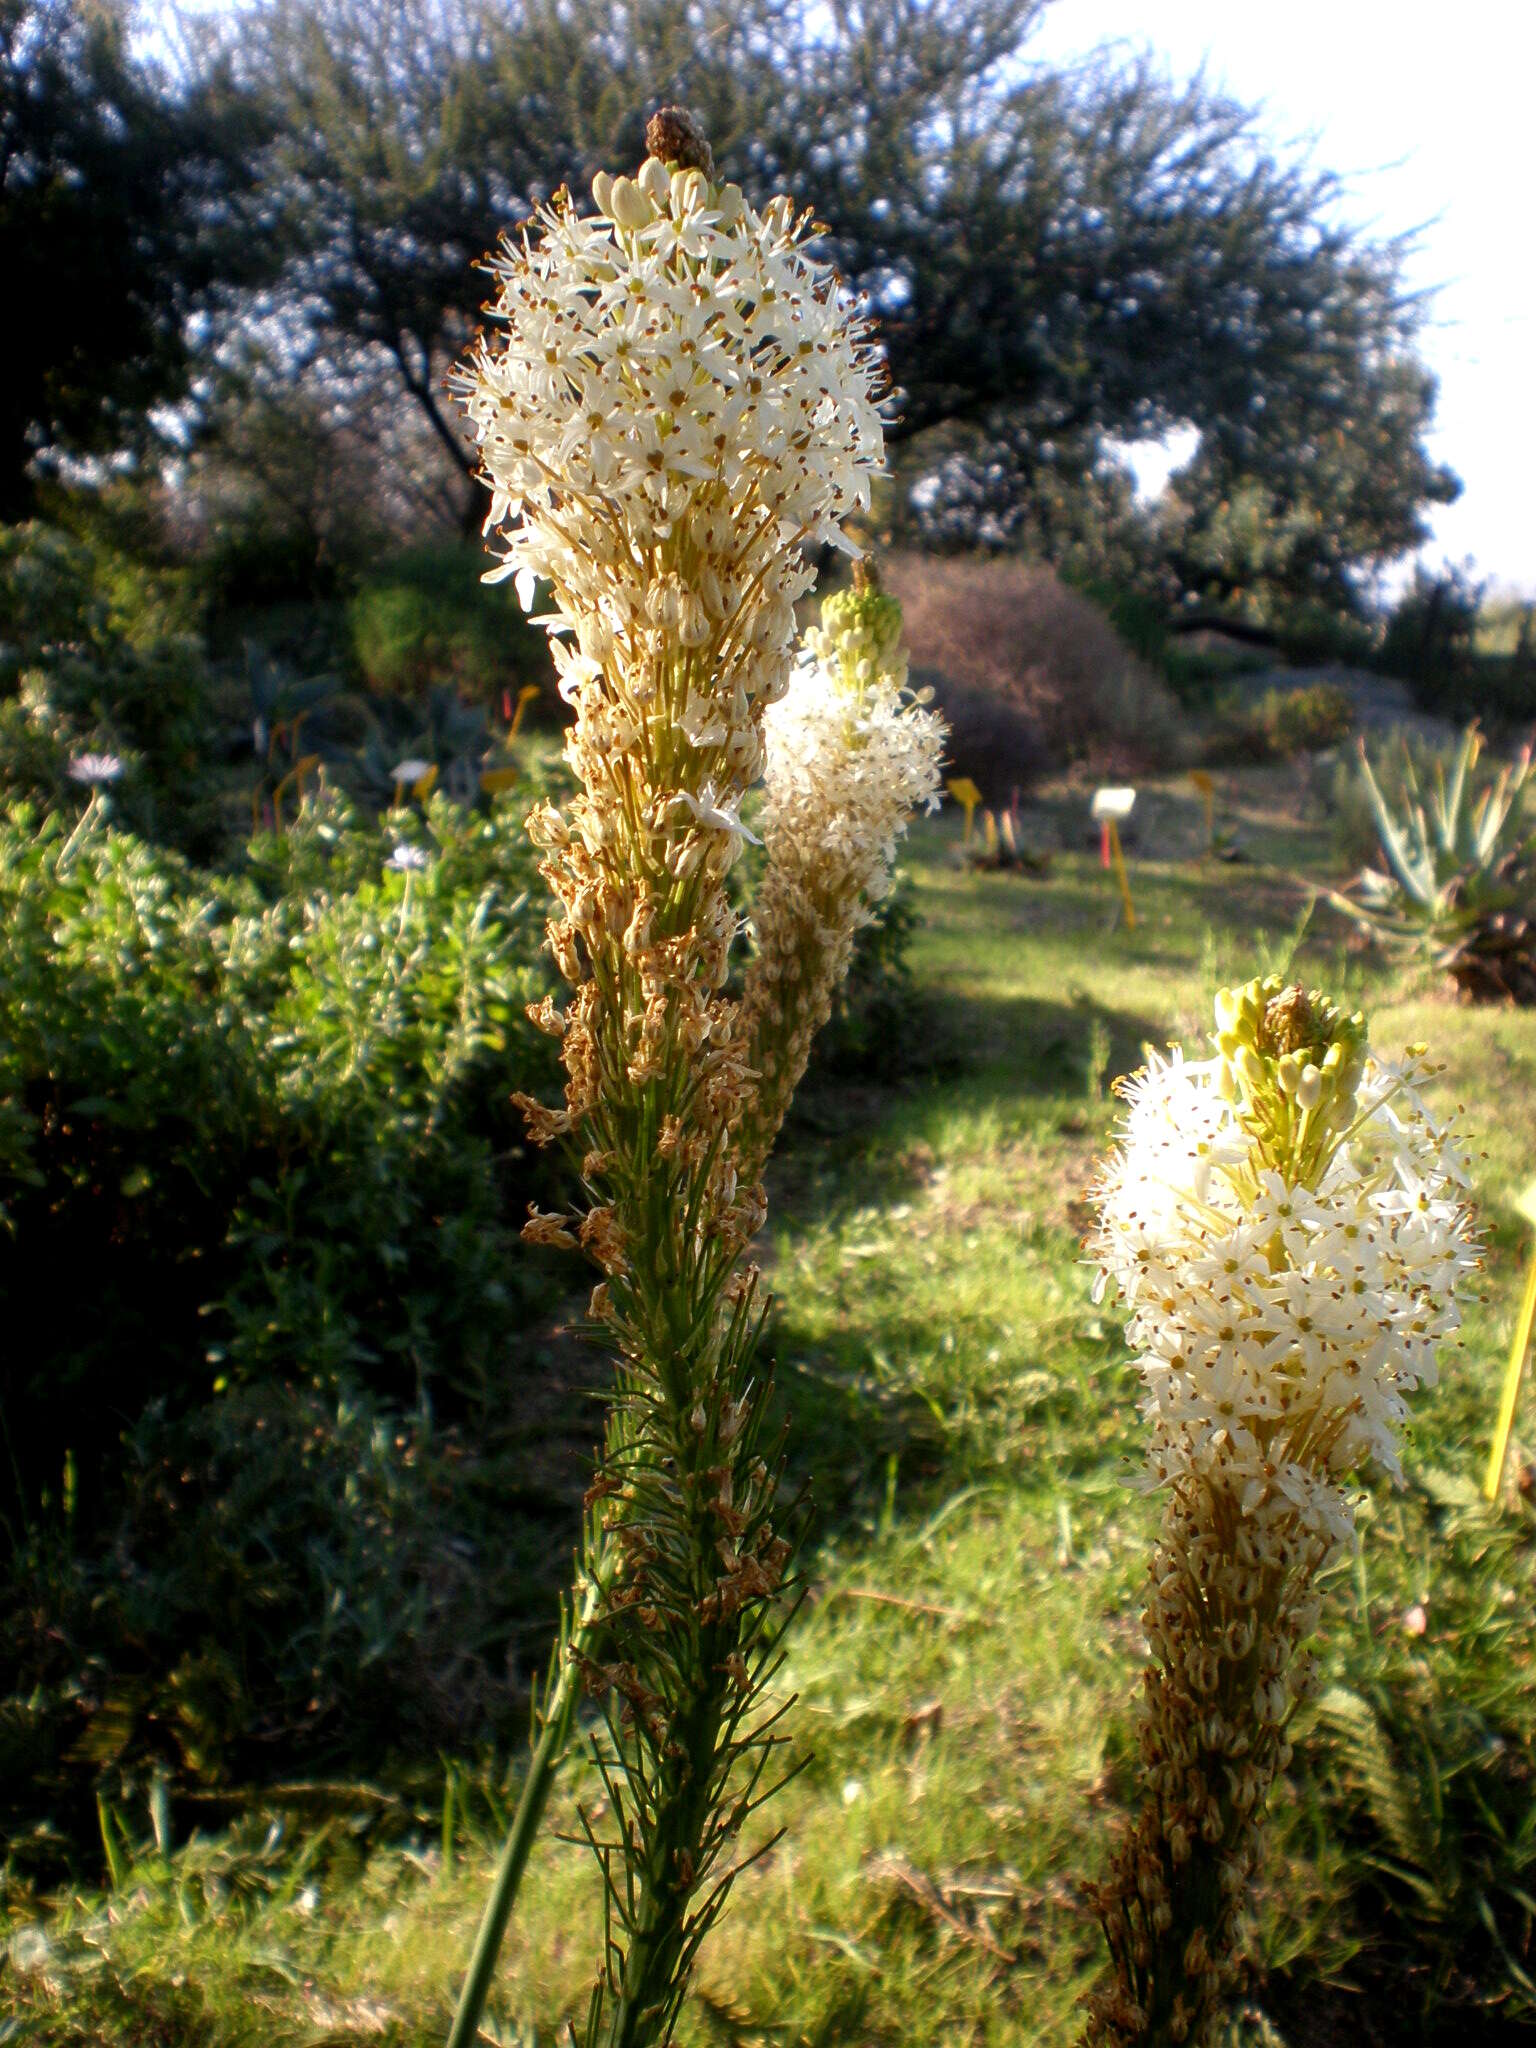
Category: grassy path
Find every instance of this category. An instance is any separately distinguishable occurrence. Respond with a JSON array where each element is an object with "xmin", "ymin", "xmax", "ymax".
[{"xmin": 9, "ymin": 790, "xmax": 1536, "ymax": 2046}]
